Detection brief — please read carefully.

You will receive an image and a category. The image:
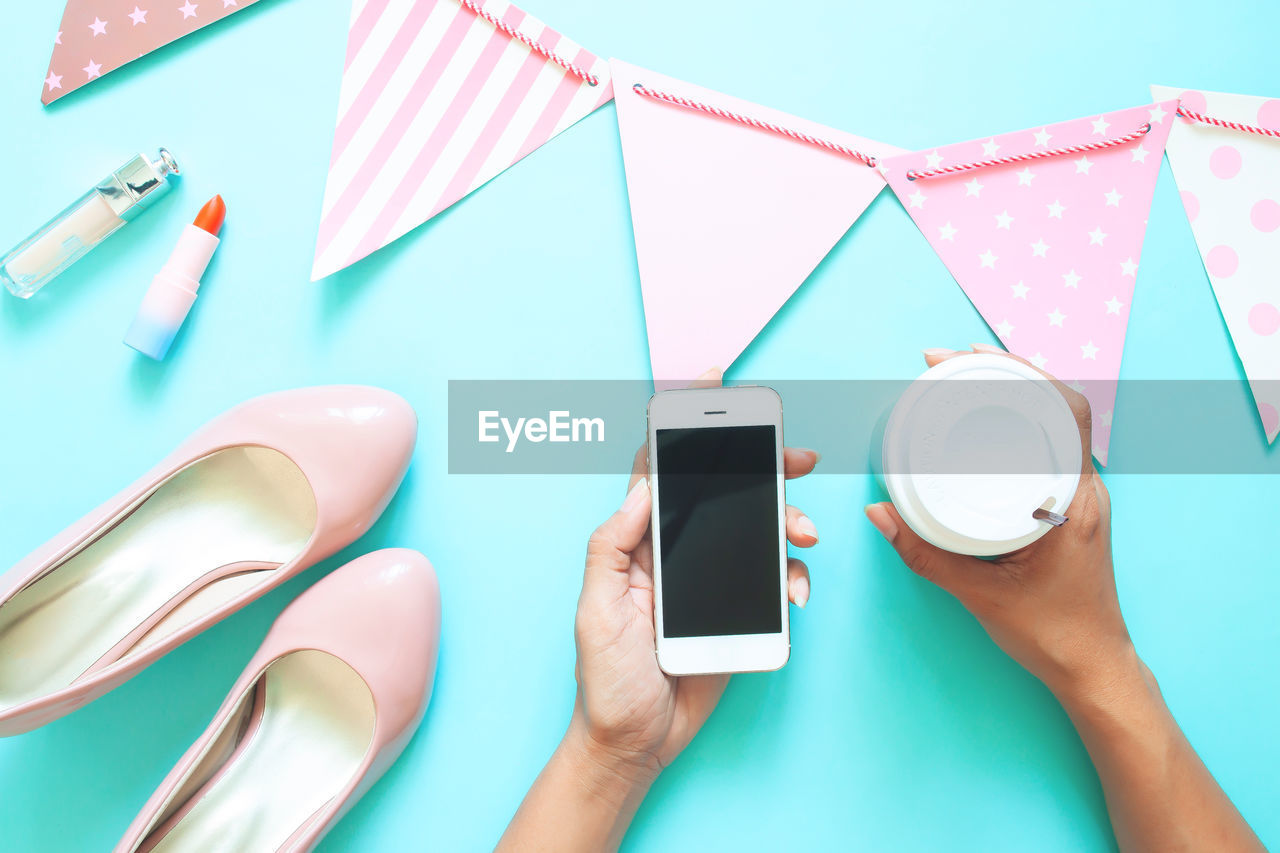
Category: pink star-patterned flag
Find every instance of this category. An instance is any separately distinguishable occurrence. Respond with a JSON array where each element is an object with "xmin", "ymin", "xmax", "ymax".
[
  {"xmin": 42, "ymin": 0, "xmax": 261, "ymax": 104},
  {"xmin": 312, "ymin": 0, "xmax": 613, "ymax": 280},
  {"xmin": 1152, "ymin": 85, "xmax": 1280, "ymax": 444},
  {"xmin": 611, "ymin": 59, "xmax": 901, "ymax": 387},
  {"xmin": 881, "ymin": 102, "xmax": 1177, "ymax": 464}
]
